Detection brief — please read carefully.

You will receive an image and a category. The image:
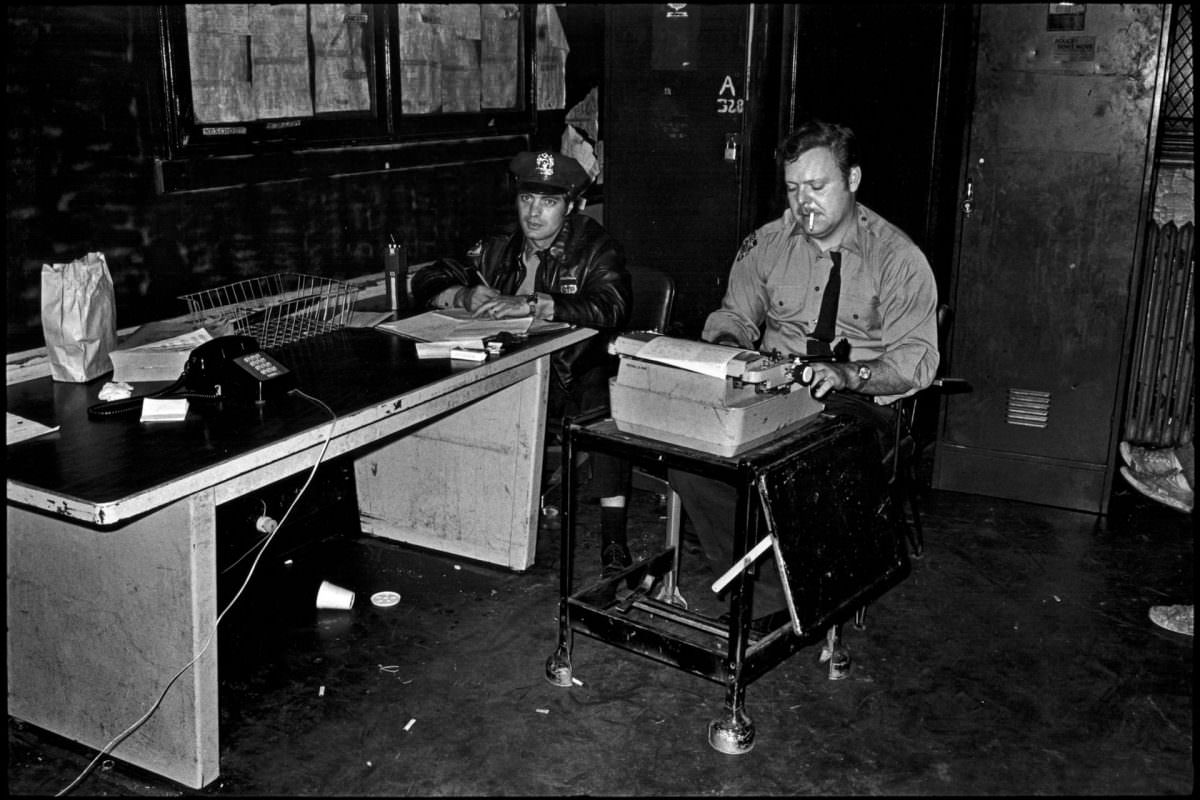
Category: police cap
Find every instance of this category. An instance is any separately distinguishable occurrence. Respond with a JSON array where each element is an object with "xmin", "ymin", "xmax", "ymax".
[{"xmin": 509, "ymin": 150, "xmax": 591, "ymax": 197}]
